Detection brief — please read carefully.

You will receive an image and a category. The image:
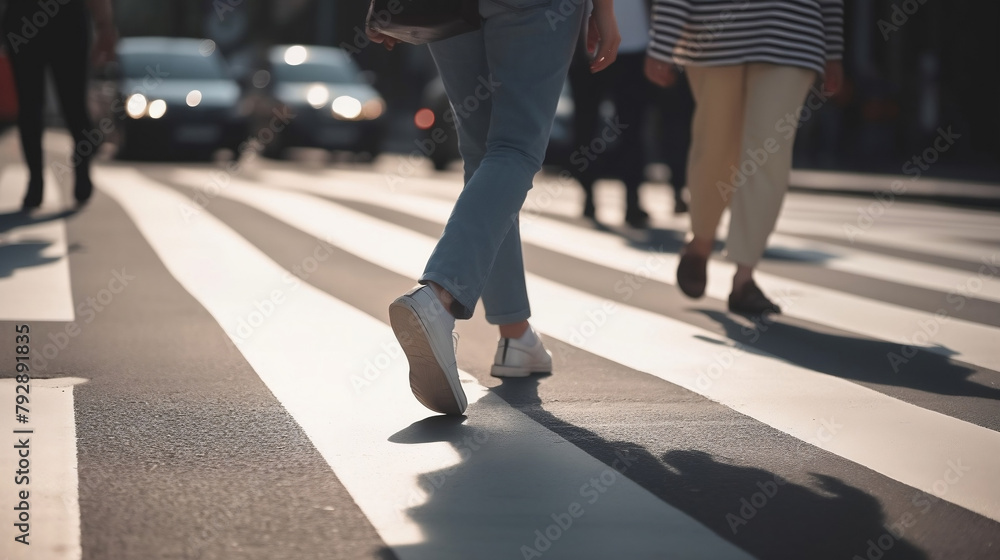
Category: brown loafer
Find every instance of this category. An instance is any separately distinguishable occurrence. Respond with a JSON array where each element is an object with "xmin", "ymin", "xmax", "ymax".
[
  {"xmin": 728, "ymin": 280, "xmax": 781, "ymax": 315},
  {"xmin": 676, "ymin": 247, "xmax": 708, "ymax": 298}
]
